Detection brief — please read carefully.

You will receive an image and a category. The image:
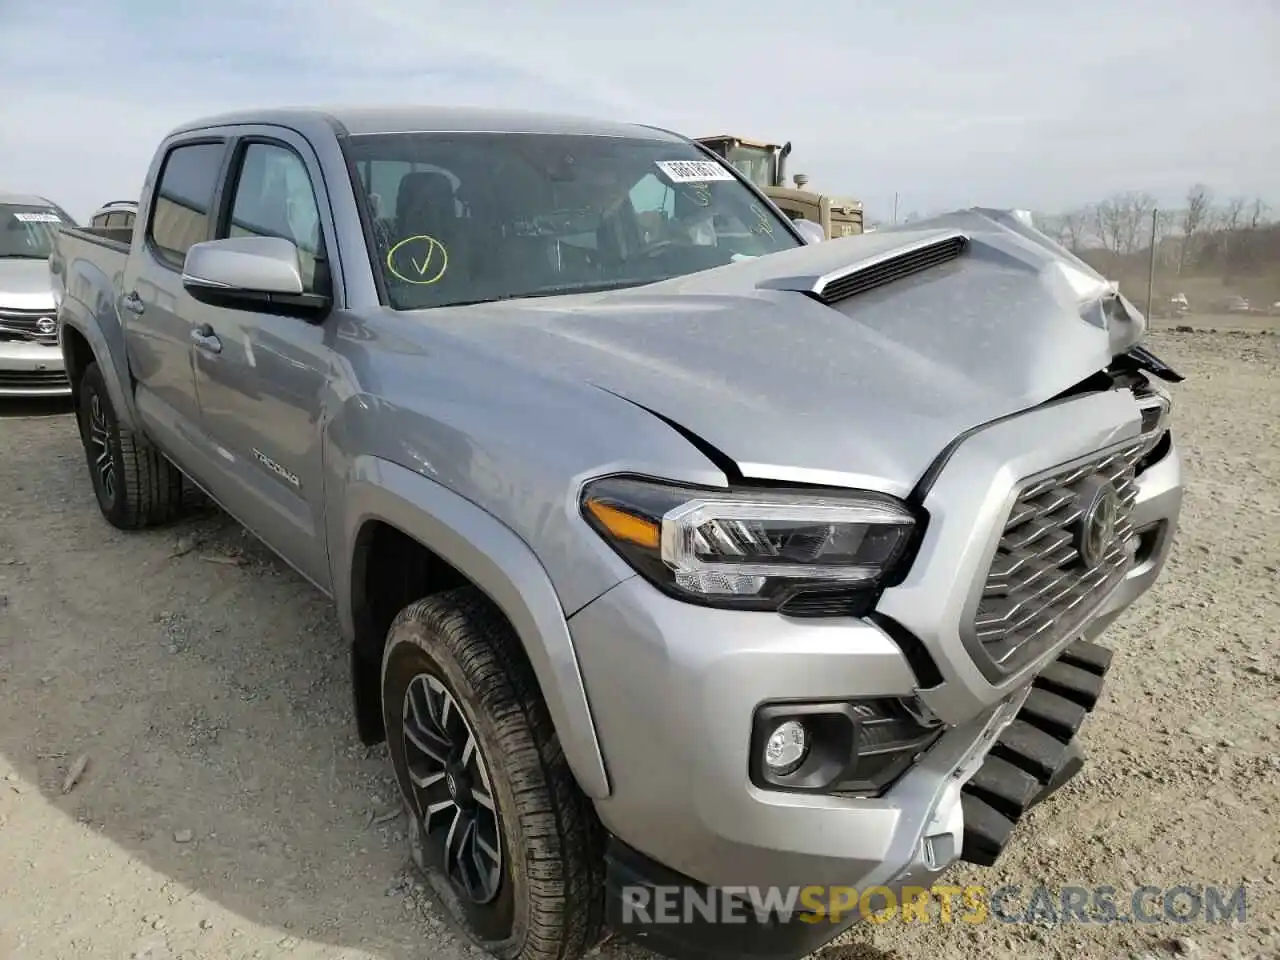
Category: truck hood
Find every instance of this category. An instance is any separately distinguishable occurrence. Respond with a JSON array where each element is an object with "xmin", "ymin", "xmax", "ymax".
[
  {"xmin": 0, "ymin": 257, "xmax": 56, "ymax": 311},
  {"xmin": 423, "ymin": 209, "xmax": 1146, "ymax": 494}
]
